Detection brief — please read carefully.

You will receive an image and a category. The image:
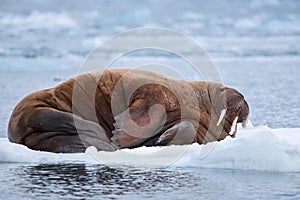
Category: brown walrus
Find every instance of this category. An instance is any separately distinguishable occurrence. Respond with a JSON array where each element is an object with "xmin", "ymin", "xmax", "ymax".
[{"xmin": 8, "ymin": 68, "xmax": 249, "ymax": 153}]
